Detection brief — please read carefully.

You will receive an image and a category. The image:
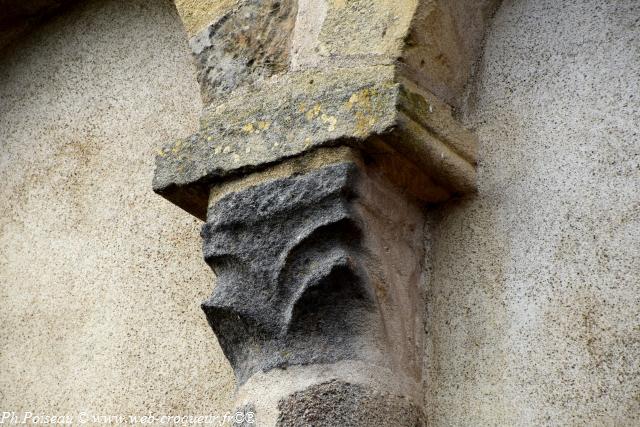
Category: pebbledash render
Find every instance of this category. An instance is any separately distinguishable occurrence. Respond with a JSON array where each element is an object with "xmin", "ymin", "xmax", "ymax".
[{"xmin": 1, "ymin": 0, "xmax": 638, "ymax": 425}]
